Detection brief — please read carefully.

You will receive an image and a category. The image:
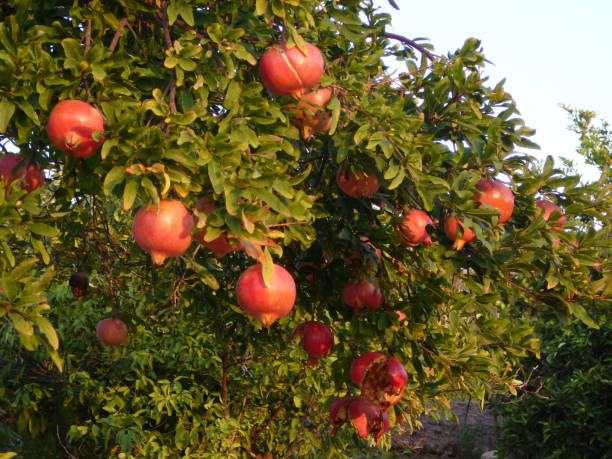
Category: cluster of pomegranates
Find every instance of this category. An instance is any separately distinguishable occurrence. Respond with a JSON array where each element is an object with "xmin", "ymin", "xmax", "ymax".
[{"xmin": 330, "ymin": 352, "xmax": 408, "ymax": 444}]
